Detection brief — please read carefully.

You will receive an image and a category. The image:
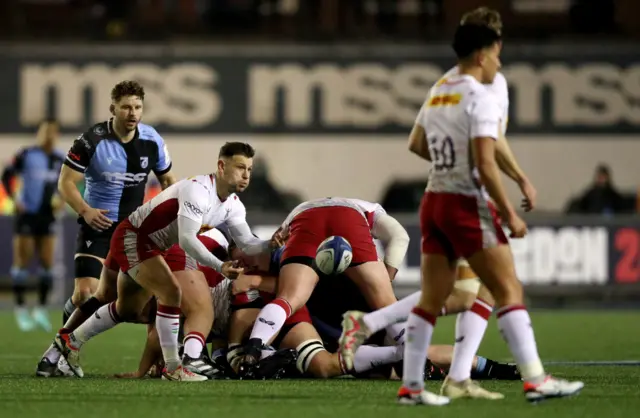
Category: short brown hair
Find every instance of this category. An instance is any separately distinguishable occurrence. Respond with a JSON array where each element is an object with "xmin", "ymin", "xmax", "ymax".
[
  {"xmin": 219, "ymin": 142, "xmax": 256, "ymax": 159},
  {"xmin": 460, "ymin": 7, "xmax": 502, "ymax": 35},
  {"xmin": 111, "ymin": 80, "xmax": 145, "ymax": 102}
]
